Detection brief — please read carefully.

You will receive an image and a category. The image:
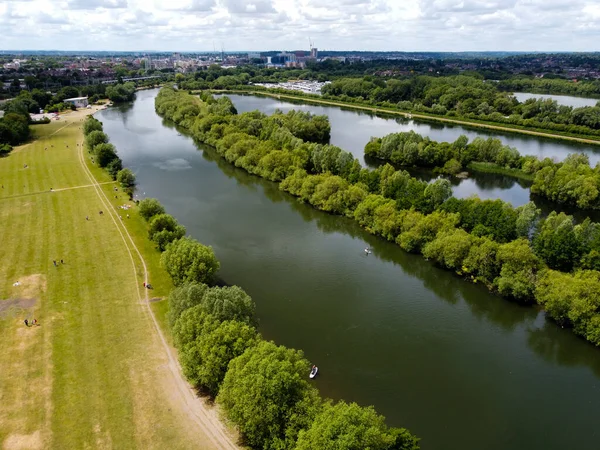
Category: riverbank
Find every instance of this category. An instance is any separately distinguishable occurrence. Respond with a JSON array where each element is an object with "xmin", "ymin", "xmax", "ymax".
[
  {"xmin": 0, "ymin": 108, "xmax": 236, "ymax": 449},
  {"xmin": 213, "ymin": 89, "xmax": 600, "ymax": 146}
]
